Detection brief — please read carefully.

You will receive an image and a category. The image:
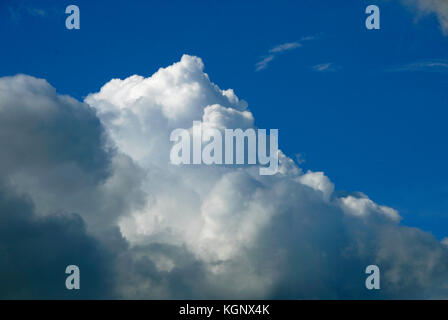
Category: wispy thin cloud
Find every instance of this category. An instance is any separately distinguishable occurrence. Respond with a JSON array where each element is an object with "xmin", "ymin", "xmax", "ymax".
[
  {"xmin": 27, "ymin": 8, "xmax": 47, "ymax": 17},
  {"xmin": 300, "ymin": 35, "xmax": 318, "ymax": 41},
  {"xmin": 255, "ymin": 36, "xmax": 316, "ymax": 72},
  {"xmin": 269, "ymin": 42, "xmax": 302, "ymax": 54},
  {"xmin": 390, "ymin": 60, "xmax": 448, "ymax": 73},
  {"xmin": 255, "ymin": 55, "xmax": 275, "ymax": 72},
  {"xmin": 8, "ymin": 5, "xmax": 47, "ymax": 23},
  {"xmin": 312, "ymin": 63, "xmax": 341, "ymax": 72}
]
